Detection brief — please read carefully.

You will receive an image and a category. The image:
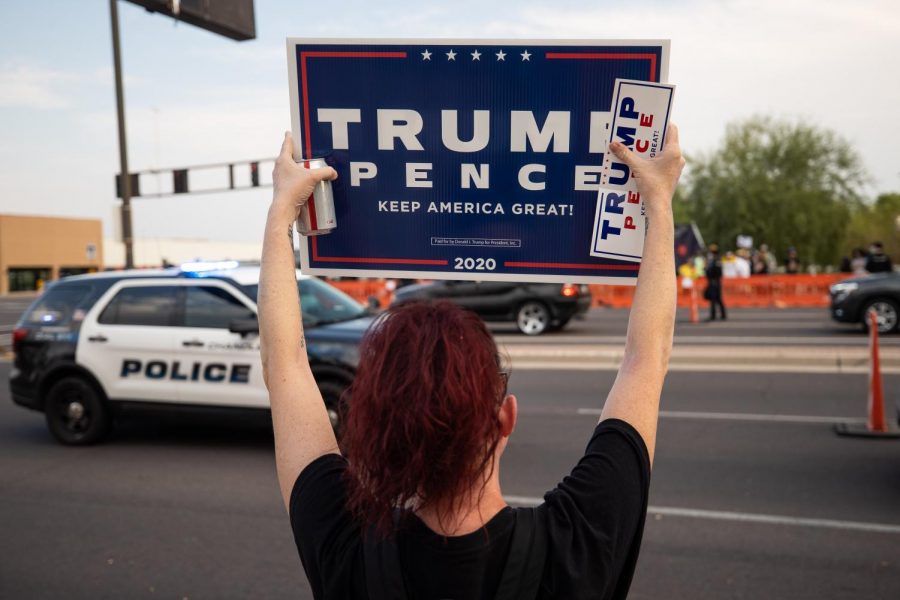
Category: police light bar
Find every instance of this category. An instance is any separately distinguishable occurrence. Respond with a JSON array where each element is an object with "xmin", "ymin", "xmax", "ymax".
[{"xmin": 179, "ymin": 260, "xmax": 241, "ymax": 275}]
